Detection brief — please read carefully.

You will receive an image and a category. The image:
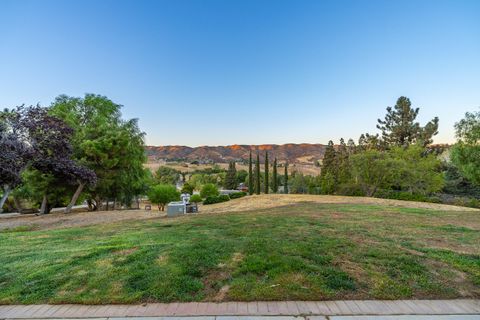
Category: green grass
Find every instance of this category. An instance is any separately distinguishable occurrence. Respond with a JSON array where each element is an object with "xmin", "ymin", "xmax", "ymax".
[{"xmin": 0, "ymin": 203, "xmax": 479, "ymax": 304}]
